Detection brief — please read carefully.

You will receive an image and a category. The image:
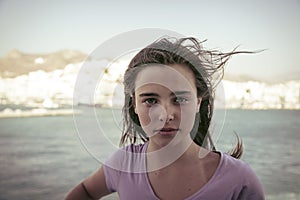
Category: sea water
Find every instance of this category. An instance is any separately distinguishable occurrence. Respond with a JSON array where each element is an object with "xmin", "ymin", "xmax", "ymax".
[{"xmin": 0, "ymin": 108, "xmax": 299, "ymax": 200}]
